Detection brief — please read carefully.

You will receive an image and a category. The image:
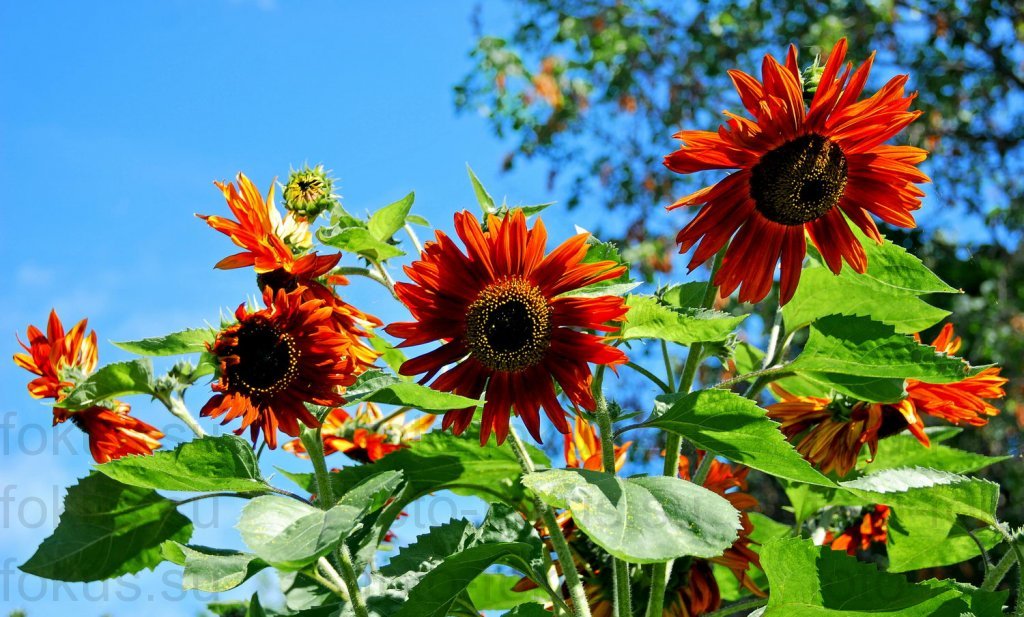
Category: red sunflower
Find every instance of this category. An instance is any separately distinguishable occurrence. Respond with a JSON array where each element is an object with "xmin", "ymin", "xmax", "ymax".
[
  {"xmin": 202, "ymin": 286, "xmax": 360, "ymax": 448},
  {"xmin": 284, "ymin": 402, "xmax": 435, "ymax": 463},
  {"xmin": 665, "ymin": 39, "xmax": 929, "ymax": 303},
  {"xmin": 907, "ymin": 323, "xmax": 1007, "ymax": 427},
  {"xmin": 385, "ymin": 209, "xmax": 628, "ymax": 445},
  {"xmin": 822, "ymin": 505, "xmax": 890, "ymax": 555},
  {"xmin": 13, "ymin": 311, "xmax": 163, "ymax": 463},
  {"xmin": 199, "ymin": 172, "xmax": 381, "ymax": 371}
]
